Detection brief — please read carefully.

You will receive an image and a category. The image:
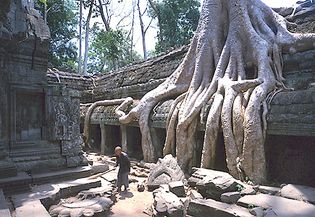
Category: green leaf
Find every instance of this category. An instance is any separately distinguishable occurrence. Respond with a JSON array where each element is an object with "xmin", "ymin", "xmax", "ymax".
[{"xmin": 39, "ymin": 0, "xmax": 47, "ymax": 6}]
